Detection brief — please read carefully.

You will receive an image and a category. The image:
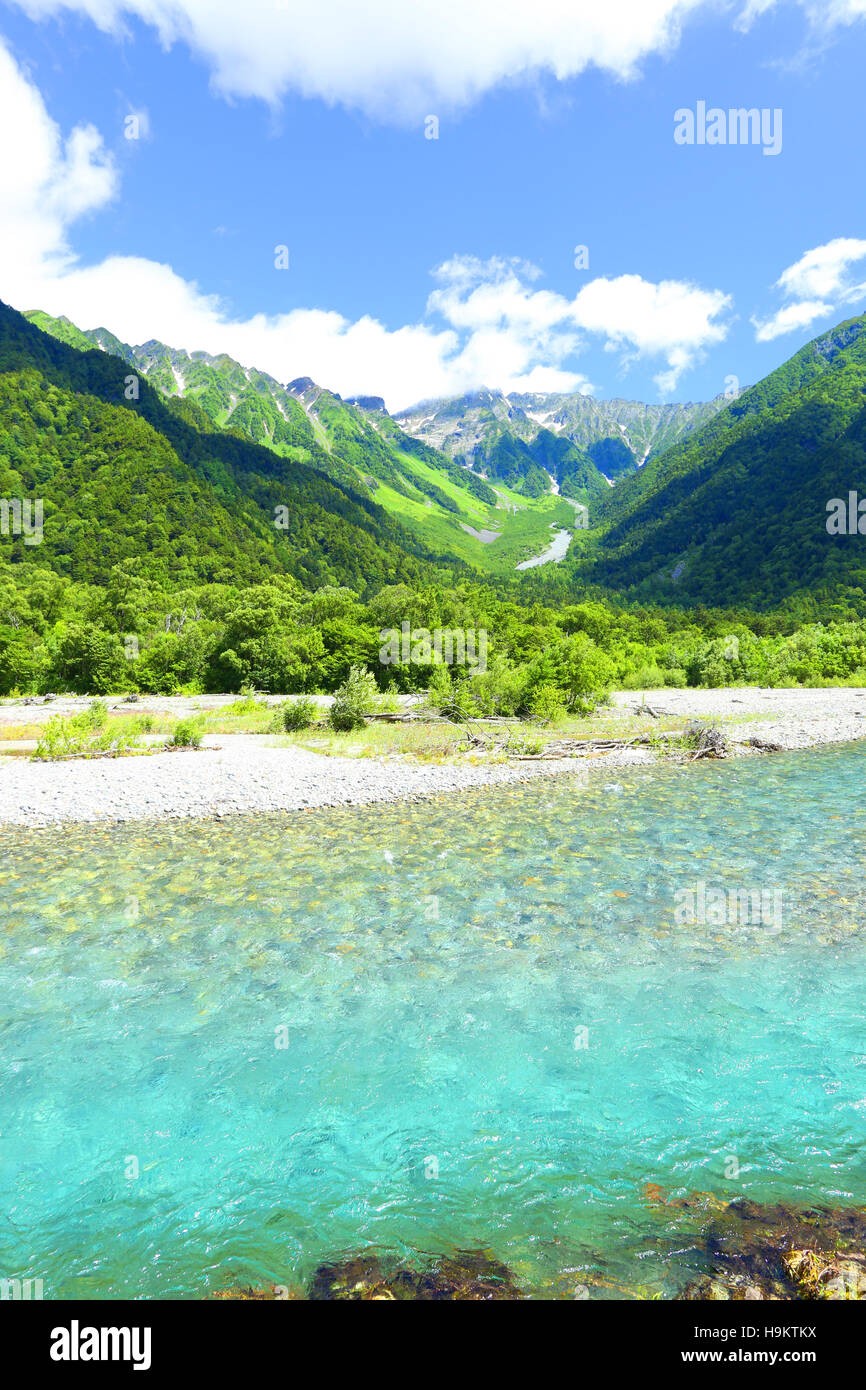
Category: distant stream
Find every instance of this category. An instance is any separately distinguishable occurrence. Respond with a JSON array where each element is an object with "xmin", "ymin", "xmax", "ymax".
[{"xmin": 515, "ymin": 496, "xmax": 586, "ymax": 570}]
